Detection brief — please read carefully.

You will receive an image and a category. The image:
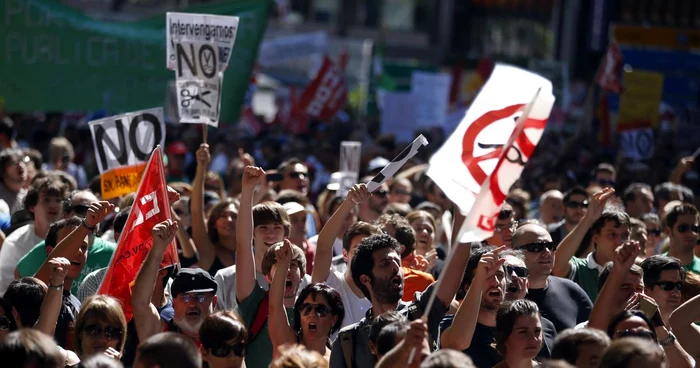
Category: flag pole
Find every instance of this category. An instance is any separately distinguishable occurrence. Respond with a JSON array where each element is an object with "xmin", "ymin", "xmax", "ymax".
[{"xmin": 202, "ymin": 123, "xmax": 208, "ymax": 144}]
